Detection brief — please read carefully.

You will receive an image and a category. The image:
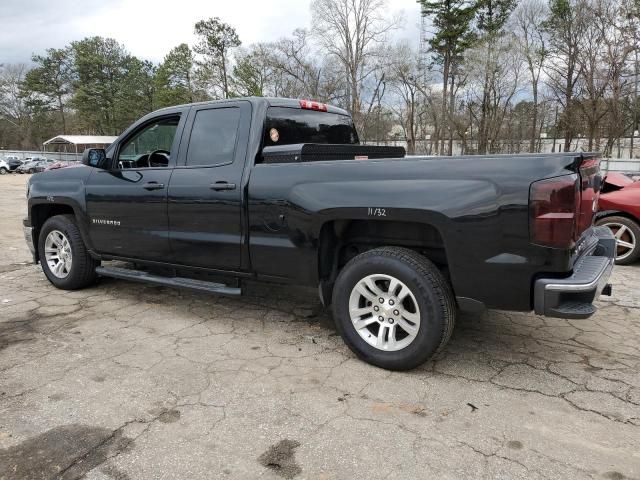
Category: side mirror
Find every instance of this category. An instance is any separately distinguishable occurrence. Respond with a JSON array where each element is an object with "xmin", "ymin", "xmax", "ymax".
[{"xmin": 82, "ymin": 148, "xmax": 108, "ymax": 168}]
